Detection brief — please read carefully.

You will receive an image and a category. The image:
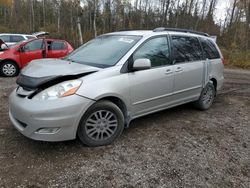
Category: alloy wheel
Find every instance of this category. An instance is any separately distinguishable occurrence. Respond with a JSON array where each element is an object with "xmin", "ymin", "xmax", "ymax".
[
  {"xmin": 202, "ymin": 86, "xmax": 214, "ymax": 105},
  {"xmin": 85, "ymin": 110, "xmax": 118, "ymax": 141}
]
